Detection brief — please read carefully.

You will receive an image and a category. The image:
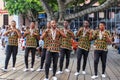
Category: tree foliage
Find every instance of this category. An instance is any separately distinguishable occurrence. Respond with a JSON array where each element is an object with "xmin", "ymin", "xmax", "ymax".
[
  {"xmin": 4, "ymin": 0, "xmax": 119, "ymax": 22},
  {"xmin": 4, "ymin": 0, "xmax": 43, "ymax": 21}
]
